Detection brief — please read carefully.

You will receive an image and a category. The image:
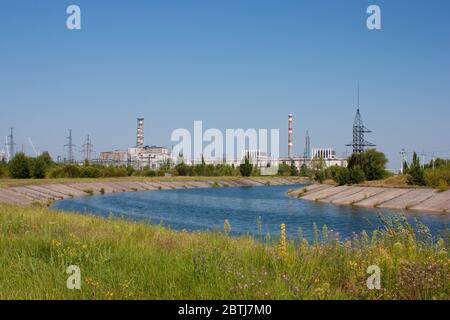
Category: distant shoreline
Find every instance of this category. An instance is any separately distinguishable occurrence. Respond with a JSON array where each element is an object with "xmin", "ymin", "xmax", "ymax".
[
  {"xmin": 0, "ymin": 176, "xmax": 308, "ymax": 206},
  {"xmin": 289, "ymin": 184, "xmax": 450, "ymax": 214}
]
